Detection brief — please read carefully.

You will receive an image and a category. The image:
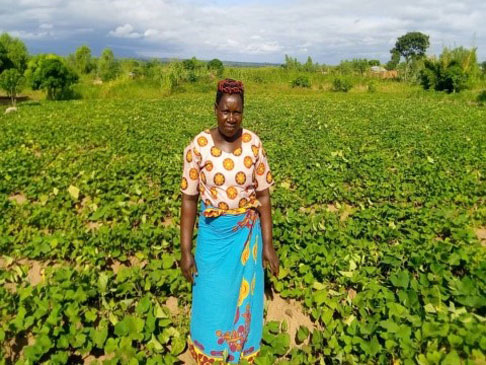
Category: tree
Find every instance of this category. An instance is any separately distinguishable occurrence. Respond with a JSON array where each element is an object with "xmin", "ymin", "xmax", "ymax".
[
  {"xmin": 26, "ymin": 55, "xmax": 78, "ymax": 100},
  {"xmin": 97, "ymin": 48, "xmax": 119, "ymax": 81},
  {"xmin": 282, "ymin": 55, "xmax": 300, "ymax": 70},
  {"xmin": 182, "ymin": 57, "xmax": 197, "ymax": 71},
  {"xmin": 0, "ymin": 42, "xmax": 13, "ymax": 73},
  {"xmin": 481, "ymin": 61, "xmax": 486, "ymax": 74},
  {"xmin": 338, "ymin": 59, "xmax": 368, "ymax": 75},
  {"xmin": 386, "ymin": 49, "xmax": 401, "ymax": 70},
  {"xmin": 368, "ymin": 59, "xmax": 380, "ymax": 67},
  {"xmin": 0, "ymin": 32, "xmax": 29, "ymax": 73},
  {"xmin": 74, "ymin": 45, "xmax": 94, "ymax": 74},
  {"xmin": 303, "ymin": 56, "xmax": 318, "ymax": 72},
  {"xmin": 207, "ymin": 58, "xmax": 224, "ymax": 77},
  {"xmin": 392, "ymin": 31, "xmax": 430, "ymax": 64},
  {"xmin": 420, "ymin": 47, "xmax": 477, "ymax": 93},
  {"xmin": 0, "ymin": 68, "xmax": 24, "ymax": 105}
]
